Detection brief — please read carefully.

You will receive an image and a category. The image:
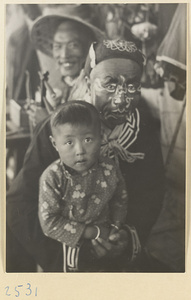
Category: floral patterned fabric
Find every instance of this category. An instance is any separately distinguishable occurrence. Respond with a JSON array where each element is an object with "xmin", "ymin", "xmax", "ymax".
[{"xmin": 39, "ymin": 155, "xmax": 128, "ymax": 248}]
